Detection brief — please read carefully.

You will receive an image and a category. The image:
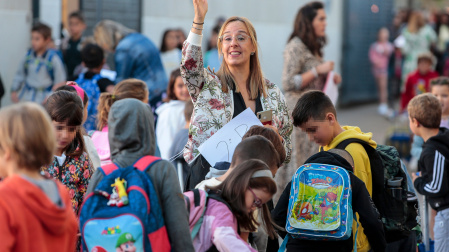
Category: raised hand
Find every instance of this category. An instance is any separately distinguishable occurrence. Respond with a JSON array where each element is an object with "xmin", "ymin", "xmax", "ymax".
[{"xmin": 193, "ymin": 0, "xmax": 208, "ymax": 23}]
